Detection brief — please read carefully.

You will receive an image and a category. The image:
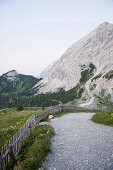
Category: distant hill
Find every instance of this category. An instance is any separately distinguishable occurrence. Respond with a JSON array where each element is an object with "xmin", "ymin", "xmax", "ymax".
[{"xmin": 0, "ymin": 70, "xmax": 42, "ymax": 96}]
